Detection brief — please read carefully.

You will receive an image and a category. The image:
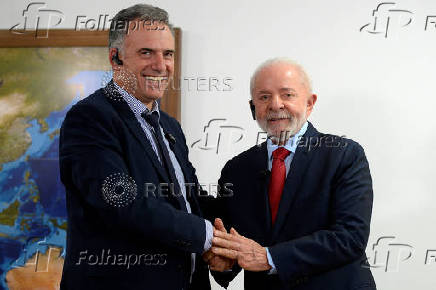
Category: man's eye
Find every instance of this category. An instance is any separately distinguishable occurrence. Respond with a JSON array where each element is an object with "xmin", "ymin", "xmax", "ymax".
[
  {"xmin": 164, "ymin": 52, "xmax": 174, "ymax": 58},
  {"xmin": 260, "ymin": 95, "xmax": 269, "ymax": 100},
  {"xmin": 284, "ymin": 93, "xmax": 295, "ymax": 98},
  {"xmin": 141, "ymin": 51, "xmax": 151, "ymax": 55}
]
